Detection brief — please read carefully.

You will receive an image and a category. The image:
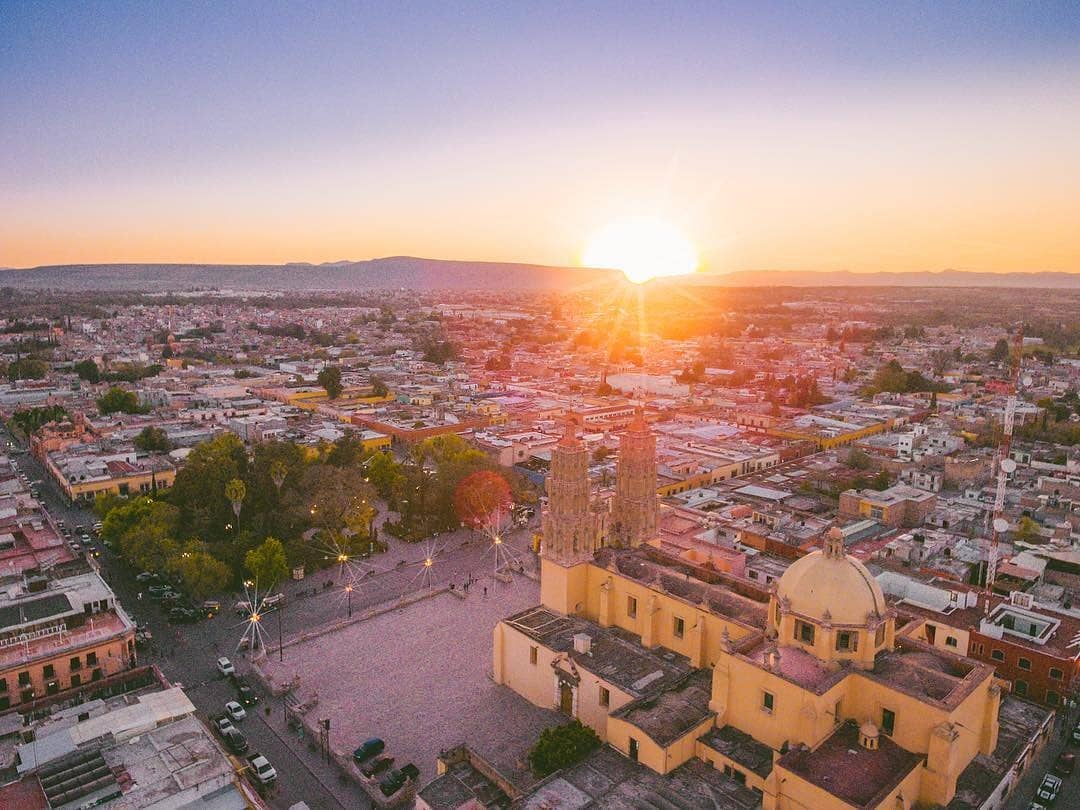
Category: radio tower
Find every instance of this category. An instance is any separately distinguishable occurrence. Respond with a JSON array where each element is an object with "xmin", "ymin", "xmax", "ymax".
[{"xmin": 985, "ymin": 324, "xmax": 1025, "ymax": 593}]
